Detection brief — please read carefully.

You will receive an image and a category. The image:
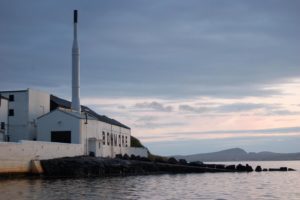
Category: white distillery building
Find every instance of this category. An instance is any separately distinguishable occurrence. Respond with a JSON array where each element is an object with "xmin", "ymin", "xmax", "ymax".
[
  {"xmin": 0, "ymin": 10, "xmax": 147, "ymax": 165},
  {"xmin": 38, "ymin": 95, "xmax": 133, "ymax": 157},
  {"xmin": 0, "ymin": 90, "xmax": 142, "ymax": 158}
]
